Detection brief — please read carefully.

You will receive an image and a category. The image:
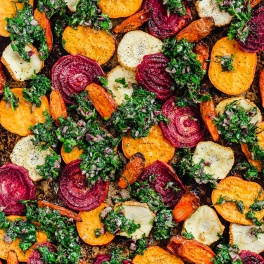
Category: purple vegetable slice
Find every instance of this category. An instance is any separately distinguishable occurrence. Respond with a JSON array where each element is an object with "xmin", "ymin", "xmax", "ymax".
[
  {"xmin": 52, "ymin": 55, "xmax": 104, "ymax": 104},
  {"xmin": 93, "ymin": 254, "xmax": 111, "ymax": 264},
  {"xmin": 239, "ymin": 6, "xmax": 264, "ymax": 53},
  {"xmin": 58, "ymin": 160, "xmax": 108, "ymax": 212},
  {"xmin": 143, "ymin": 0, "xmax": 192, "ymax": 39},
  {"xmin": 27, "ymin": 242, "xmax": 57, "ymax": 264},
  {"xmin": 0, "ymin": 163, "xmax": 36, "ymax": 215},
  {"xmin": 160, "ymin": 96, "xmax": 206, "ymax": 148},
  {"xmin": 140, "ymin": 160, "xmax": 186, "ymax": 208},
  {"xmin": 239, "ymin": 250, "xmax": 264, "ymax": 264},
  {"xmin": 136, "ymin": 53, "xmax": 173, "ymax": 100}
]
